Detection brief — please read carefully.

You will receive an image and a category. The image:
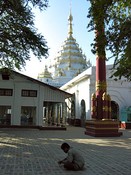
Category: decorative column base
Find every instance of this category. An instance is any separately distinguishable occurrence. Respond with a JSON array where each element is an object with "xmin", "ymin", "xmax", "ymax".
[{"xmin": 85, "ymin": 120, "xmax": 122, "ymax": 137}]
